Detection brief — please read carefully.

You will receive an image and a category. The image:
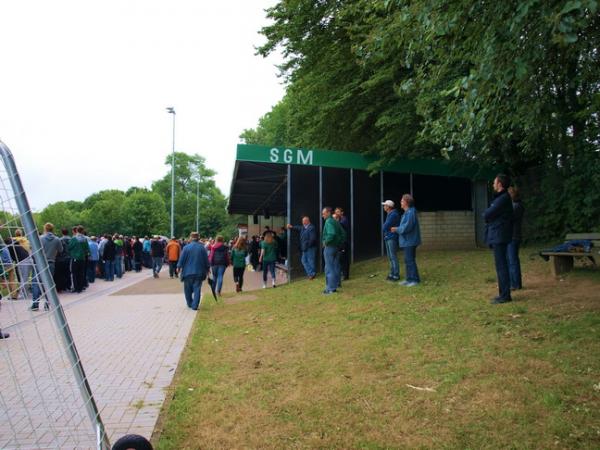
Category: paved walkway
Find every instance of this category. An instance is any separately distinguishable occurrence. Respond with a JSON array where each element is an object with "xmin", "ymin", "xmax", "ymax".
[
  {"xmin": 0, "ymin": 265, "xmax": 288, "ymax": 449},
  {"xmin": 0, "ymin": 269, "xmax": 195, "ymax": 449}
]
